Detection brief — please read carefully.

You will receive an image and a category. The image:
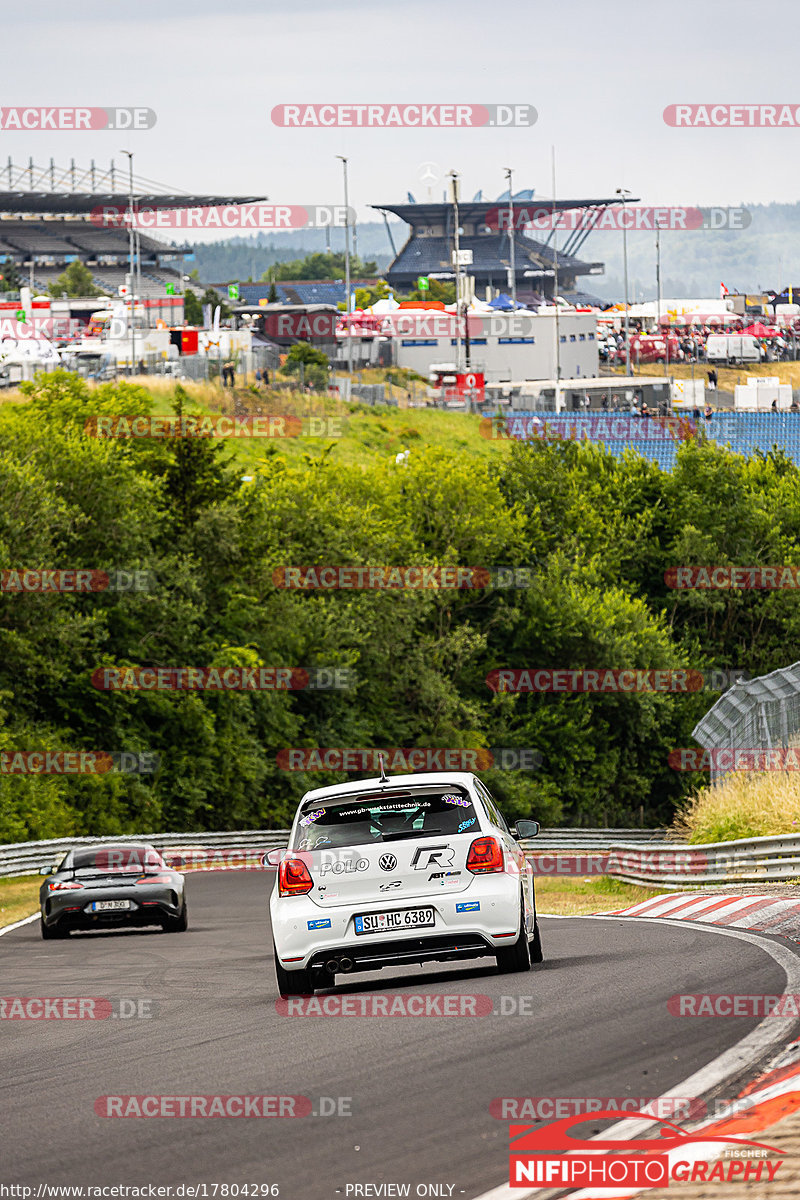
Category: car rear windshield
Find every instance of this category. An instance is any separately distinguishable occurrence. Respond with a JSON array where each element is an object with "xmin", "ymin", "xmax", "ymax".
[
  {"xmin": 64, "ymin": 845, "xmax": 165, "ymax": 874},
  {"xmin": 291, "ymin": 788, "xmax": 479, "ymax": 850}
]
